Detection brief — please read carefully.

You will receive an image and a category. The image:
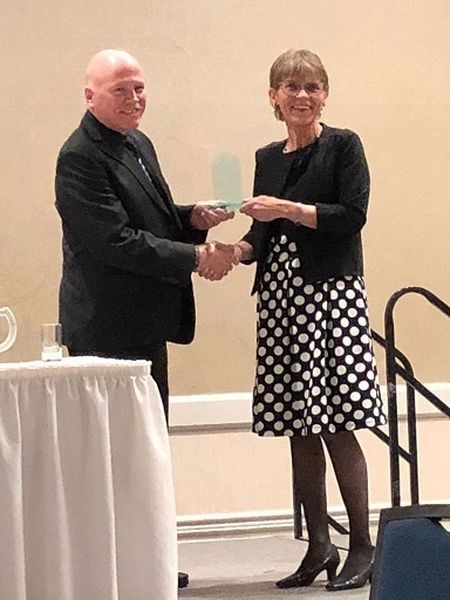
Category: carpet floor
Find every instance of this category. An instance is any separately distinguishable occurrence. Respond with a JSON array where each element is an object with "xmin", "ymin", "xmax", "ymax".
[{"xmin": 179, "ymin": 532, "xmax": 371, "ymax": 599}]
